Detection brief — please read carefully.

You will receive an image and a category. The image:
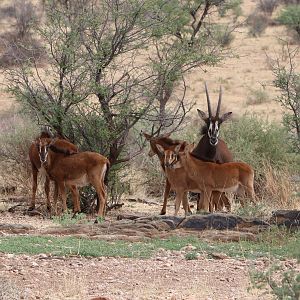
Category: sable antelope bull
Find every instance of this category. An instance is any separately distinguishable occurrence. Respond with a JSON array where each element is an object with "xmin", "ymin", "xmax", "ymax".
[
  {"xmin": 191, "ymin": 84, "xmax": 233, "ymax": 211},
  {"xmin": 29, "ymin": 127, "xmax": 79, "ymax": 212},
  {"xmin": 157, "ymin": 144, "xmax": 256, "ymax": 215},
  {"xmin": 142, "ymin": 132, "xmax": 192, "ymax": 215},
  {"xmin": 35, "ymin": 138, "xmax": 109, "ymax": 217}
]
